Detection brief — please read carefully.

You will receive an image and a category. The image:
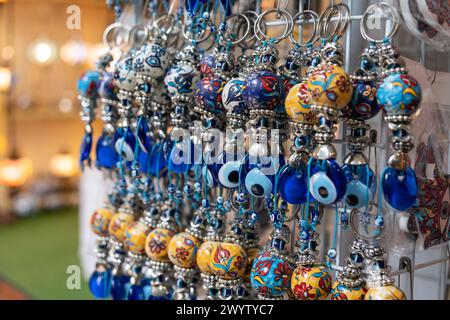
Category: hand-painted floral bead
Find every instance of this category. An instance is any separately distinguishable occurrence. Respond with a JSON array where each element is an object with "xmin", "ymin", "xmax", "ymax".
[
  {"xmin": 243, "ymin": 71, "xmax": 283, "ymax": 111},
  {"xmin": 77, "ymin": 71, "xmax": 100, "ymax": 98},
  {"xmin": 285, "ymin": 82, "xmax": 318, "ymax": 124},
  {"xmin": 124, "ymin": 221, "xmax": 151, "ymax": 255},
  {"xmin": 114, "ymin": 55, "xmax": 137, "ymax": 92},
  {"xmin": 195, "ymin": 76, "xmax": 227, "ymax": 114},
  {"xmin": 209, "ymin": 242, "xmax": 247, "ymax": 280},
  {"xmin": 377, "ymin": 73, "xmax": 421, "ymax": 116},
  {"xmin": 196, "ymin": 241, "xmax": 219, "ymax": 274},
  {"xmin": 291, "ymin": 265, "xmax": 332, "ymax": 300},
  {"xmin": 168, "ymin": 232, "xmax": 201, "ymax": 268},
  {"xmin": 164, "ymin": 65, "xmax": 200, "ymax": 98},
  {"xmin": 133, "ymin": 43, "xmax": 171, "ymax": 79},
  {"xmin": 90, "ymin": 208, "xmax": 114, "ymax": 236},
  {"xmin": 342, "ymin": 81, "xmax": 380, "ymax": 121},
  {"xmin": 222, "ymin": 78, "xmax": 247, "ymax": 115},
  {"xmin": 145, "ymin": 227, "xmax": 175, "ymax": 262},
  {"xmin": 364, "ymin": 285, "xmax": 406, "ymax": 300},
  {"xmin": 330, "ymin": 282, "xmax": 366, "ymax": 300},
  {"xmin": 307, "ymin": 64, "xmax": 353, "ymax": 109},
  {"xmin": 108, "ymin": 213, "xmax": 135, "ymax": 243}
]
